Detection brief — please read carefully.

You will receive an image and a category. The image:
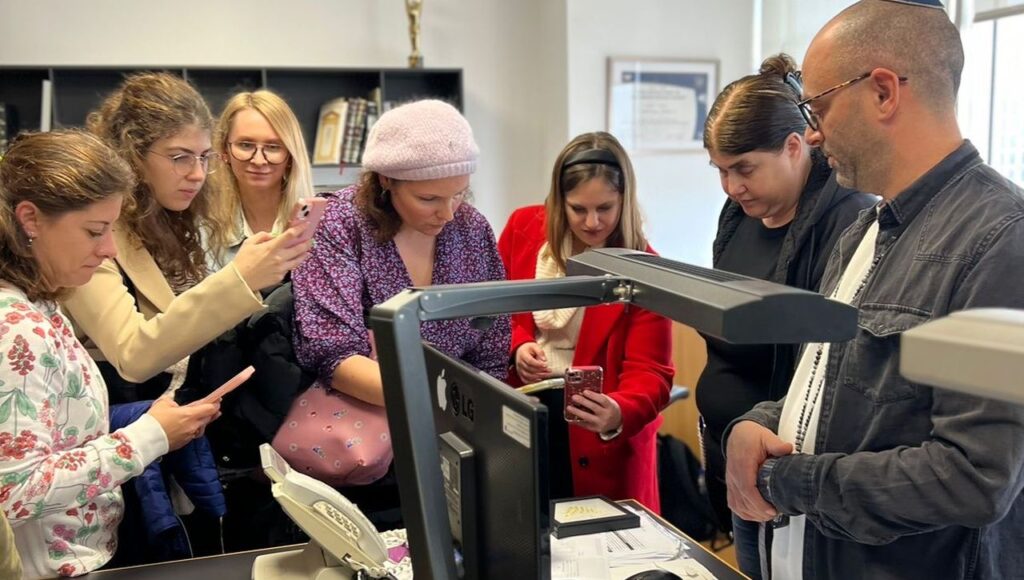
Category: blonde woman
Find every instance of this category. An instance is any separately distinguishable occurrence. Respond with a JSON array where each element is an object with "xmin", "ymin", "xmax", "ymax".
[
  {"xmin": 207, "ymin": 90, "xmax": 314, "ymax": 269},
  {"xmin": 497, "ymin": 131, "xmax": 673, "ymax": 512}
]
